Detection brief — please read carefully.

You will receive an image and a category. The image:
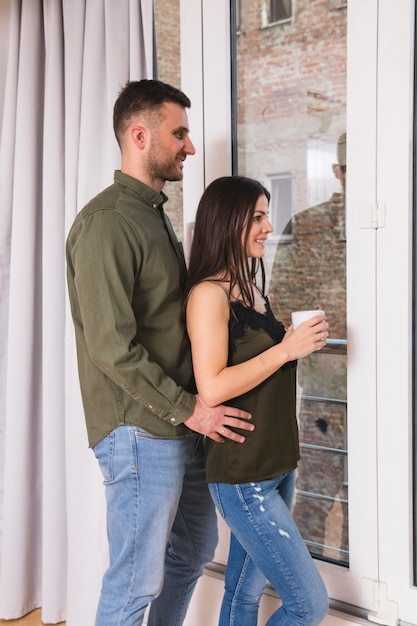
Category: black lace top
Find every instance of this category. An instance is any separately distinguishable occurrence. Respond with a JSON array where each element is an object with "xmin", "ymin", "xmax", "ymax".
[
  {"xmin": 205, "ymin": 297, "xmax": 299, "ymax": 484},
  {"xmin": 229, "ymin": 297, "xmax": 294, "ymax": 371}
]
